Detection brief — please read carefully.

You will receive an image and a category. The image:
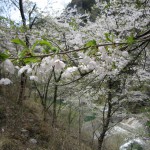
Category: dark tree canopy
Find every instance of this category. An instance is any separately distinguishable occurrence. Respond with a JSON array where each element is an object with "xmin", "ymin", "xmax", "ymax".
[{"xmin": 68, "ymin": 0, "xmax": 96, "ymax": 12}]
